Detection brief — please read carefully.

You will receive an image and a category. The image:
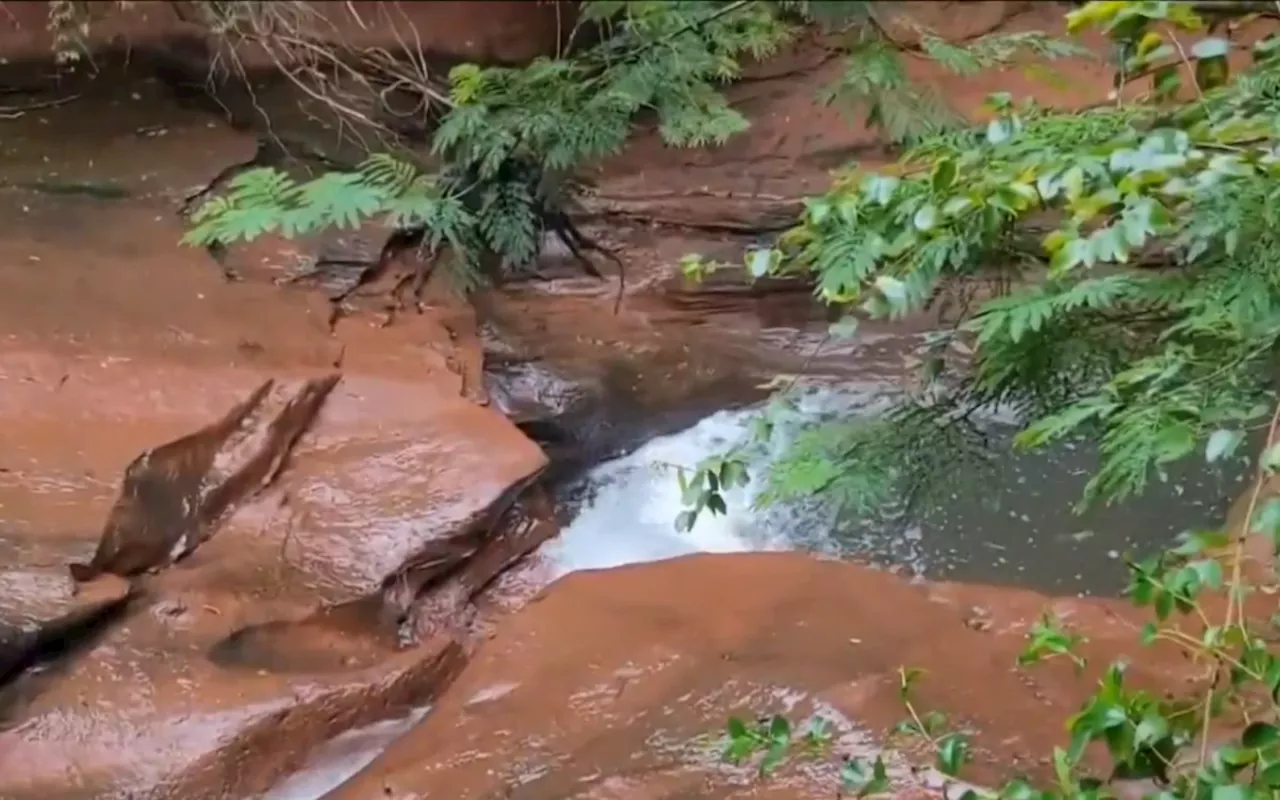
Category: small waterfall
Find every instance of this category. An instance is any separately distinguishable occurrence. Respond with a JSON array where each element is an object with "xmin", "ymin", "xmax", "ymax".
[
  {"xmin": 261, "ymin": 383, "xmax": 1246, "ymax": 798},
  {"xmin": 260, "ymin": 389, "xmax": 863, "ymax": 800},
  {"xmin": 538, "ymin": 383, "xmax": 897, "ymax": 576},
  {"xmin": 262, "ymin": 708, "xmax": 431, "ymax": 799}
]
